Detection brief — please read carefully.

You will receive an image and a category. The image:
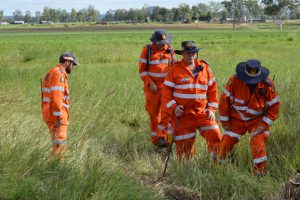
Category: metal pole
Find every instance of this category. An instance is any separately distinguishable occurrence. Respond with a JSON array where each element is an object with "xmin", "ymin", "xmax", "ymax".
[{"xmin": 162, "ymin": 117, "xmax": 180, "ymax": 177}]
